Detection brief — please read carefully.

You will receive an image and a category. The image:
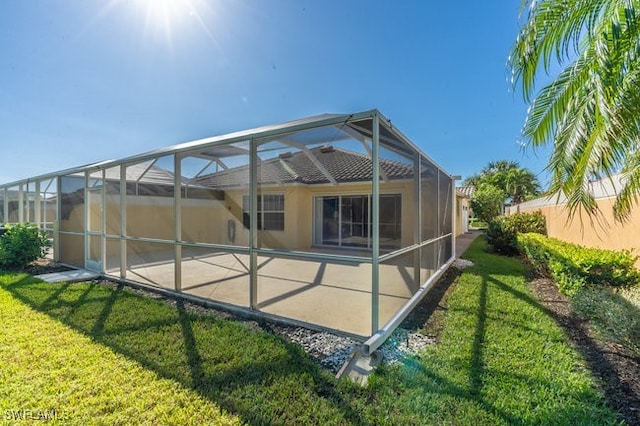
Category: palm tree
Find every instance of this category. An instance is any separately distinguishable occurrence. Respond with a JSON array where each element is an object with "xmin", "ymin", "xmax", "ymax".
[
  {"xmin": 509, "ymin": 0, "xmax": 640, "ymax": 221},
  {"xmin": 482, "ymin": 160, "xmax": 520, "ymax": 175},
  {"xmin": 504, "ymin": 167, "xmax": 541, "ymax": 204},
  {"xmin": 465, "ymin": 160, "xmax": 541, "ymax": 204},
  {"xmin": 482, "ymin": 160, "xmax": 521, "ymax": 193}
]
